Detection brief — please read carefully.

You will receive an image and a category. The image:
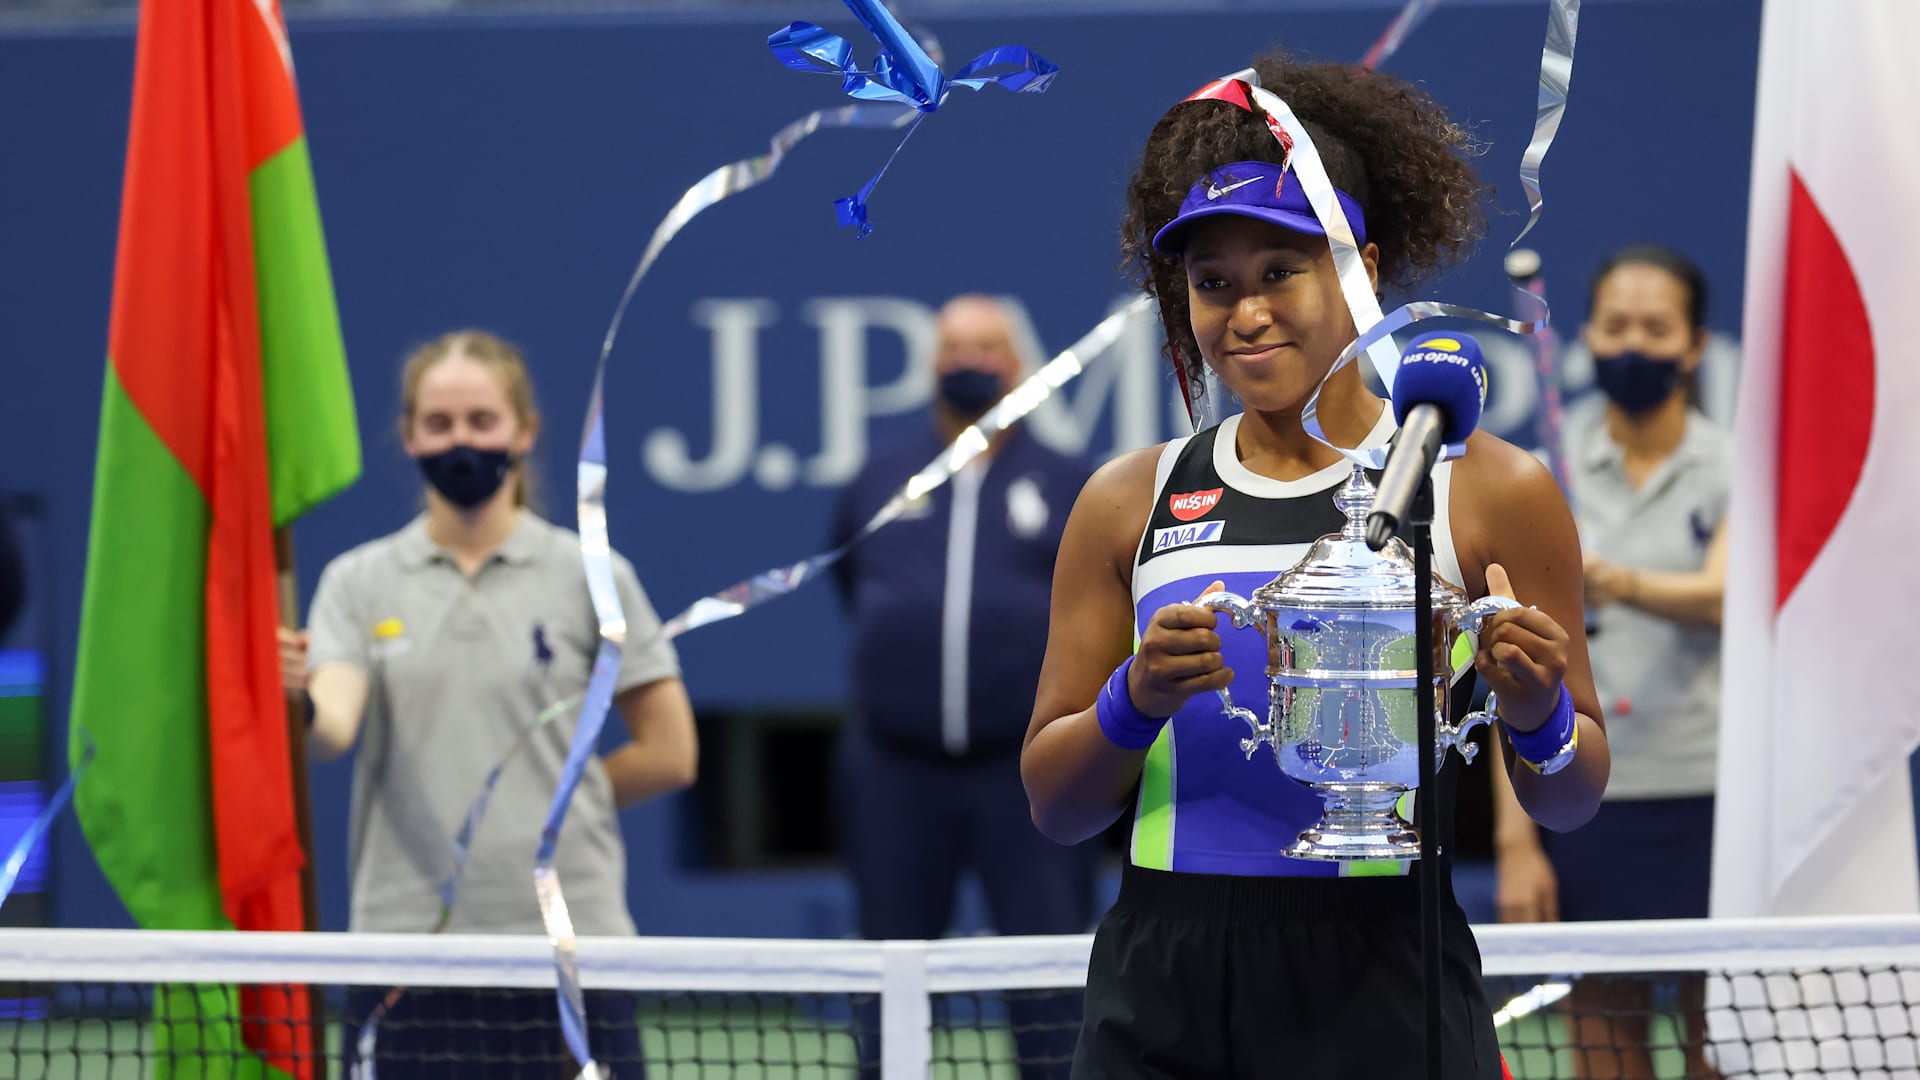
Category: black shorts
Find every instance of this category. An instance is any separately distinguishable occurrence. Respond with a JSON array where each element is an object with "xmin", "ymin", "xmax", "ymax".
[{"xmin": 1072, "ymin": 863, "xmax": 1503, "ymax": 1080}]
